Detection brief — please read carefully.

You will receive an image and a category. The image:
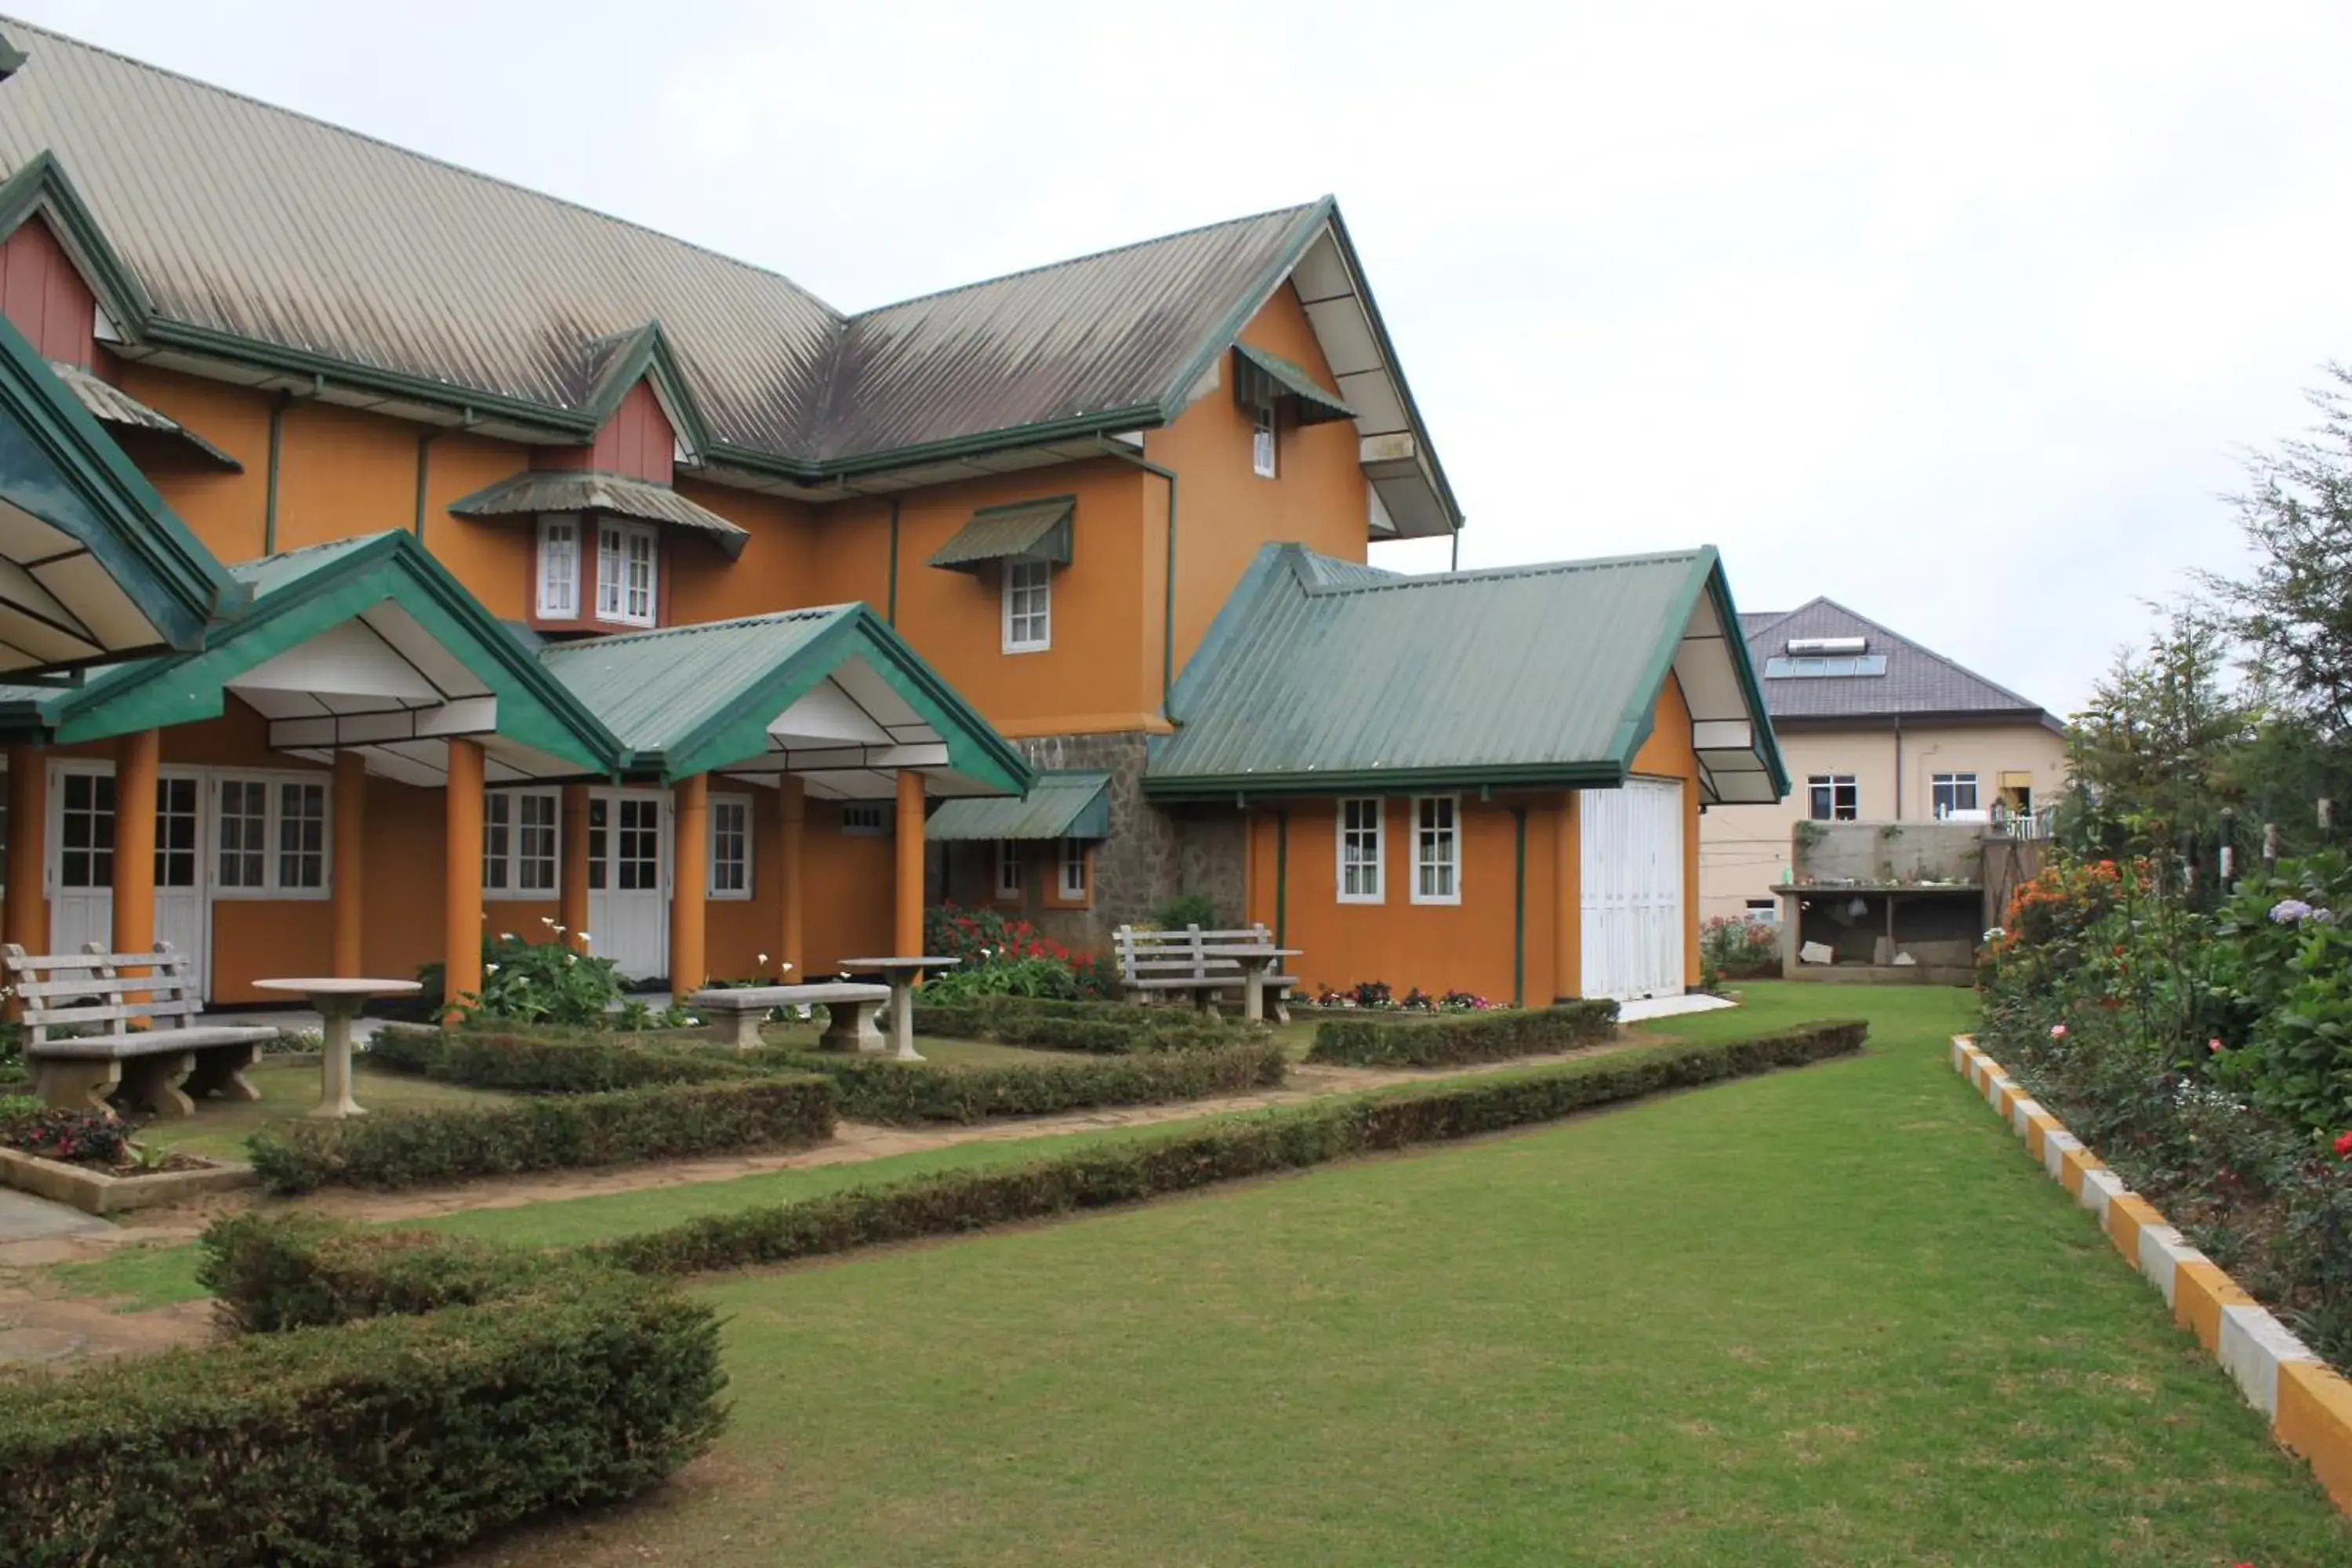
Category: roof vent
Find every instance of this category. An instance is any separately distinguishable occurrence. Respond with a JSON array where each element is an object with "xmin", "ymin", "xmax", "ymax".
[{"xmin": 1786, "ymin": 636, "xmax": 1866, "ymax": 655}]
